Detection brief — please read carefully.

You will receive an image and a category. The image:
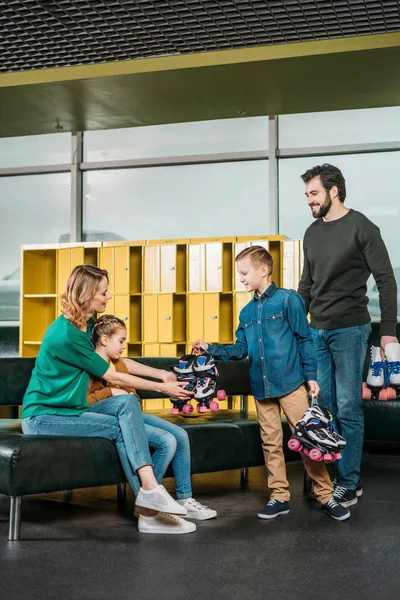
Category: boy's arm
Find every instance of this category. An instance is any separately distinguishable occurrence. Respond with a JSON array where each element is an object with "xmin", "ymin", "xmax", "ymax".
[
  {"xmin": 297, "ymin": 246, "xmax": 312, "ymax": 314},
  {"xmin": 286, "ymin": 291, "xmax": 317, "ymax": 383},
  {"xmin": 206, "ymin": 320, "xmax": 249, "ymax": 362}
]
